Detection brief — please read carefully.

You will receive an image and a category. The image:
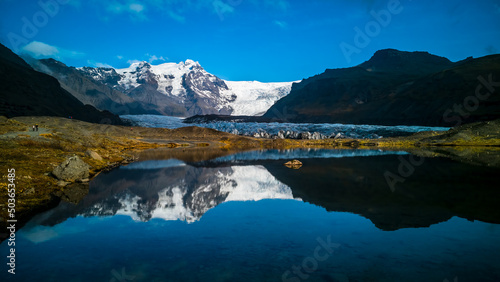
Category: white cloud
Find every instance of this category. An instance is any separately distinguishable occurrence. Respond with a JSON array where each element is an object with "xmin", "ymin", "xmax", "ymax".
[
  {"xmin": 20, "ymin": 41, "xmax": 84, "ymax": 60},
  {"xmin": 87, "ymin": 60, "xmax": 113, "ymax": 68},
  {"xmin": 147, "ymin": 54, "xmax": 167, "ymax": 63},
  {"xmin": 212, "ymin": 0, "xmax": 235, "ymax": 20},
  {"xmin": 266, "ymin": 0, "xmax": 290, "ymax": 12},
  {"xmin": 129, "ymin": 3, "xmax": 144, "ymax": 12},
  {"xmin": 105, "ymin": 1, "xmax": 147, "ymax": 20},
  {"xmin": 167, "ymin": 10, "xmax": 186, "ymax": 23},
  {"xmin": 117, "ymin": 55, "xmax": 124, "ymax": 60},
  {"xmin": 88, "ymin": 0, "xmax": 289, "ymax": 23},
  {"xmin": 21, "ymin": 41, "xmax": 59, "ymax": 57},
  {"xmin": 127, "ymin": 59, "xmax": 142, "ymax": 65},
  {"xmin": 274, "ymin": 20, "xmax": 288, "ymax": 29}
]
